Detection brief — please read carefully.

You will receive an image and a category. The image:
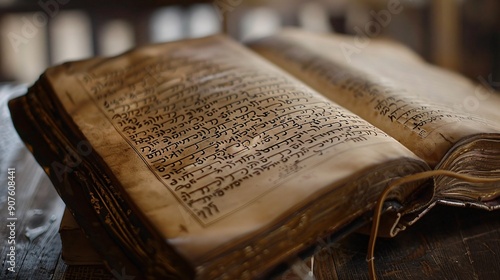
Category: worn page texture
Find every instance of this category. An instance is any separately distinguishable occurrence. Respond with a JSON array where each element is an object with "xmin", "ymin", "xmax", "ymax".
[
  {"xmin": 44, "ymin": 35, "xmax": 426, "ymax": 265},
  {"xmin": 249, "ymin": 29, "xmax": 500, "ymax": 167}
]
